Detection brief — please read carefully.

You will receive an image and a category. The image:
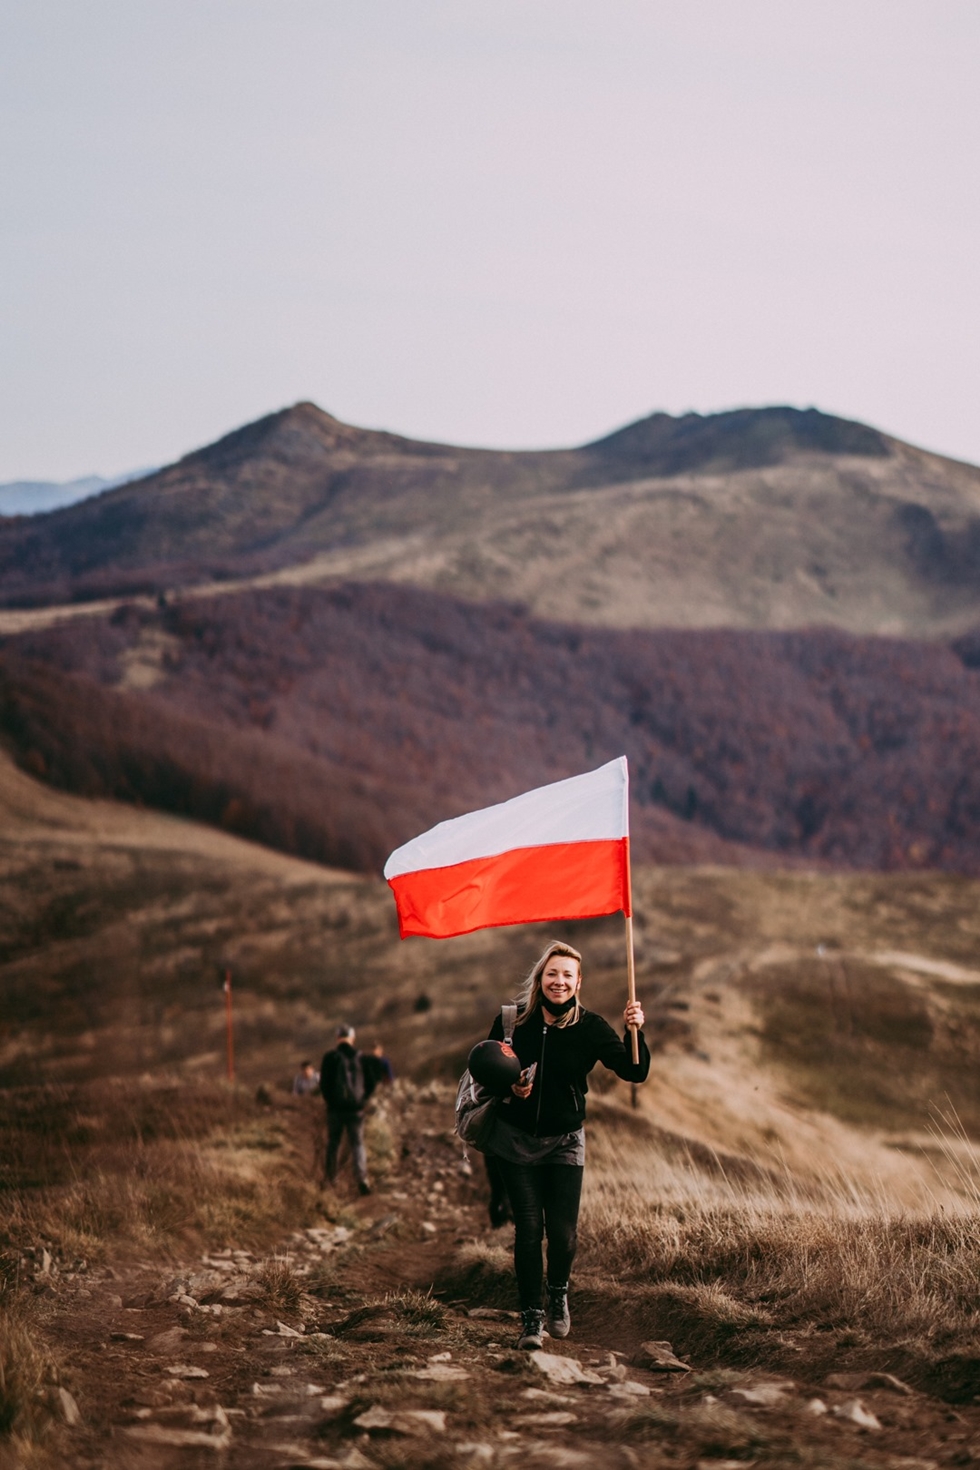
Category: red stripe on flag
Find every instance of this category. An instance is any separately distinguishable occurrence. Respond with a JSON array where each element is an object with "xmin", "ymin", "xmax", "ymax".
[{"xmin": 387, "ymin": 838, "xmax": 631, "ymax": 939}]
